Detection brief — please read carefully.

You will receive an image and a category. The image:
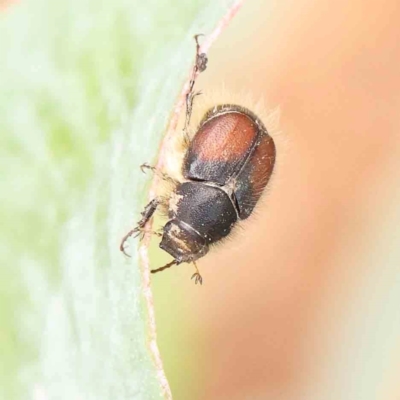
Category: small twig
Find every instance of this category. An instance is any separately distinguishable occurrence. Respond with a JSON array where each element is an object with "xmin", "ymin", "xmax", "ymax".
[{"xmin": 138, "ymin": 2, "xmax": 244, "ymax": 398}]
